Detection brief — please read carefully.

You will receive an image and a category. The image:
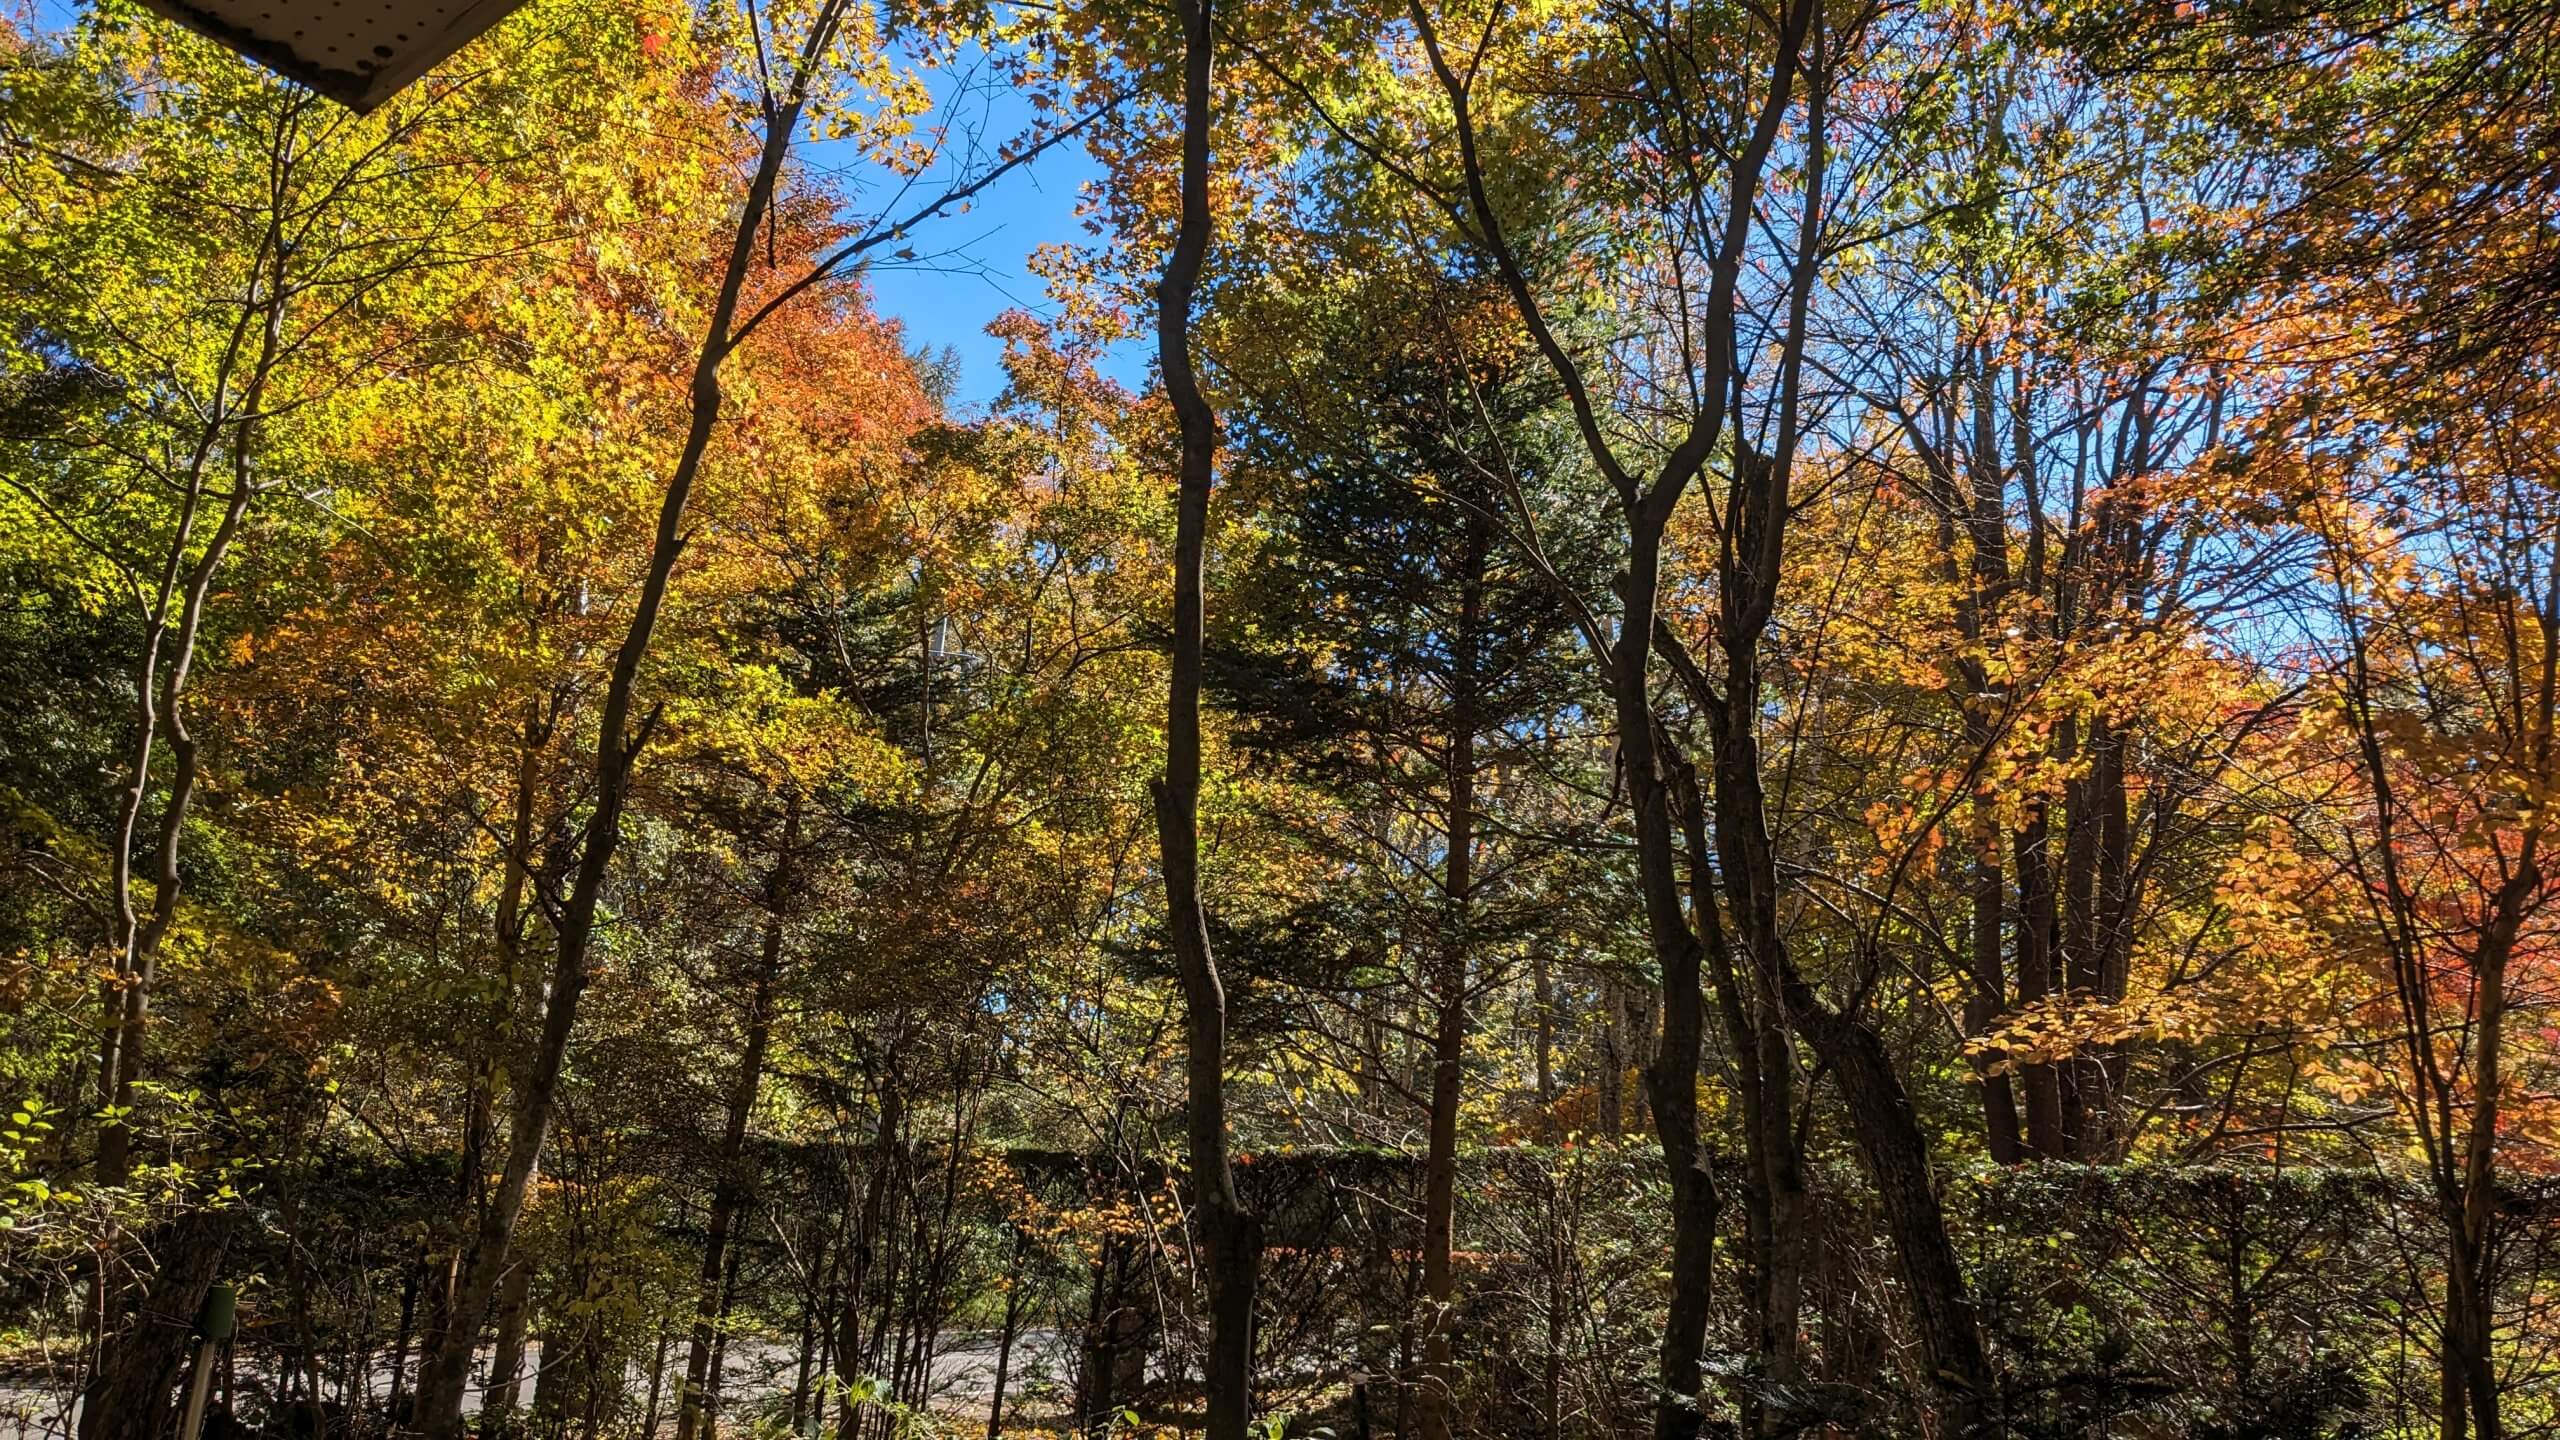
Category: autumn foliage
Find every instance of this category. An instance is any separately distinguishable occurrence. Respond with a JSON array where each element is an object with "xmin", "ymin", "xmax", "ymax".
[{"xmin": 2, "ymin": 0, "xmax": 2558, "ymax": 1436}]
